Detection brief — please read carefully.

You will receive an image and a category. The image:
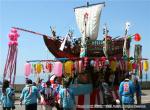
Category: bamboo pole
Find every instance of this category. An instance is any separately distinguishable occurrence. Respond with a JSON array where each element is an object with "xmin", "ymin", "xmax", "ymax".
[{"xmin": 12, "ymin": 27, "xmax": 51, "ymax": 38}]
